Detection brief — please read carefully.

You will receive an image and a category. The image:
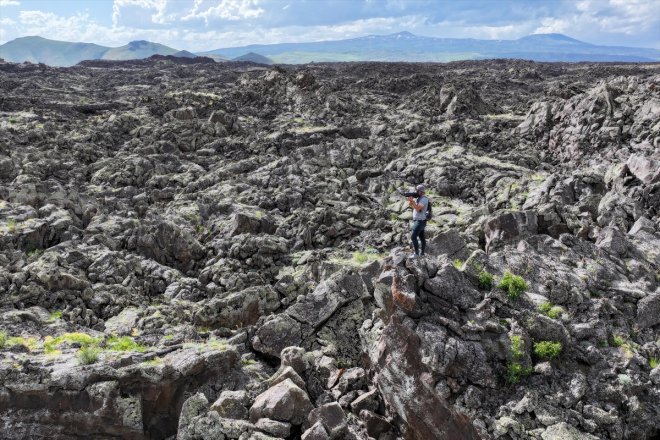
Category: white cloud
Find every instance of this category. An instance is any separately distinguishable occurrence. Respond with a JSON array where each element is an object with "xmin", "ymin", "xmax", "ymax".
[
  {"xmin": 0, "ymin": 0, "xmax": 20, "ymax": 6},
  {"xmin": 182, "ymin": 0, "xmax": 265, "ymax": 22},
  {"xmin": 112, "ymin": 0, "xmax": 174, "ymax": 26}
]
